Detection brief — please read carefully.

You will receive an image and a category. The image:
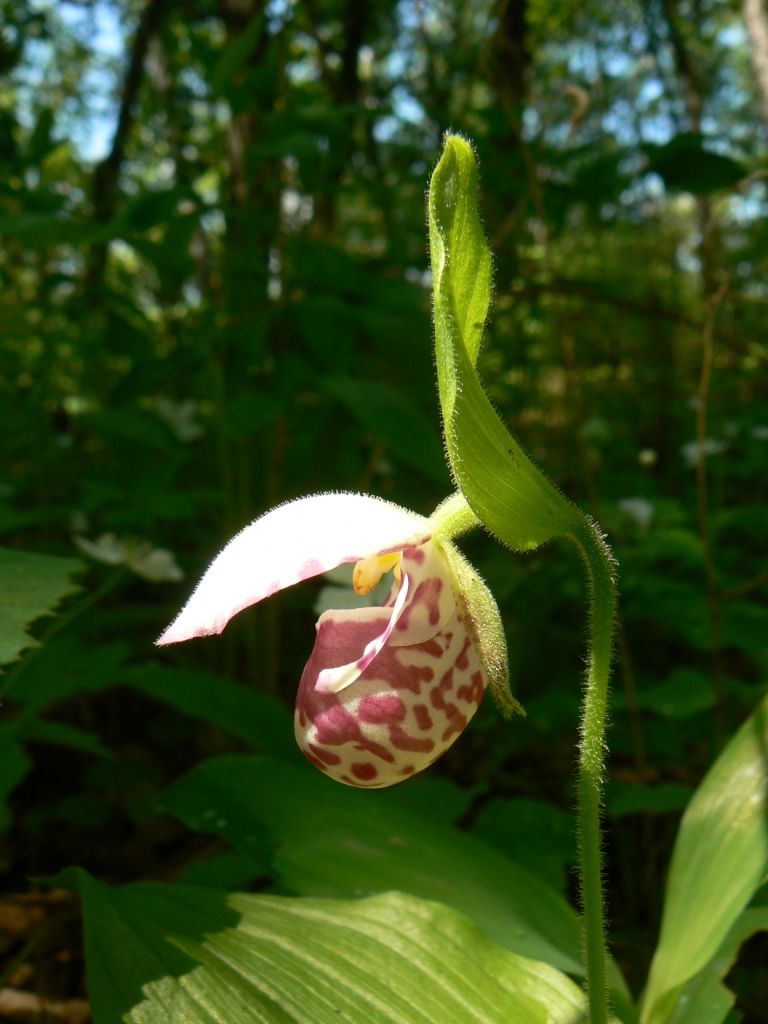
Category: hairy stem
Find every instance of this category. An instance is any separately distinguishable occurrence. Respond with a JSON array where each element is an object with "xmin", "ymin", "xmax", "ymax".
[{"xmin": 568, "ymin": 517, "xmax": 617, "ymax": 1024}]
